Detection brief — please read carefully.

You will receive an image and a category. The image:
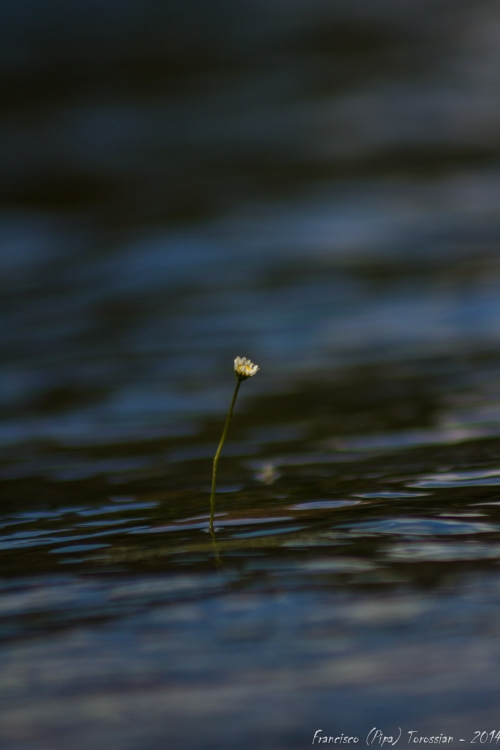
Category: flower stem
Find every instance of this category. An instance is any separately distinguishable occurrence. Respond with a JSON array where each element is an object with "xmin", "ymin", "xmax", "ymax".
[{"xmin": 209, "ymin": 378, "xmax": 241, "ymax": 532}]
